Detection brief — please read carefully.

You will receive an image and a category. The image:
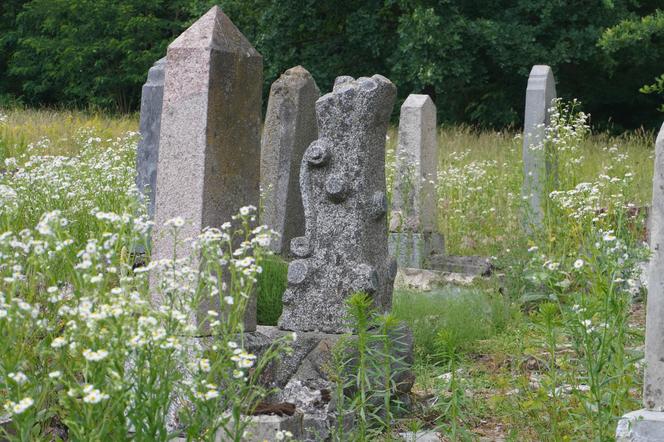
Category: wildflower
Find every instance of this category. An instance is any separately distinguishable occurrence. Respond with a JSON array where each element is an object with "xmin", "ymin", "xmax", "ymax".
[
  {"xmin": 199, "ymin": 358, "xmax": 211, "ymax": 372},
  {"xmin": 165, "ymin": 217, "xmax": 185, "ymax": 228},
  {"xmin": 83, "ymin": 388, "xmax": 109, "ymax": 404},
  {"xmin": 8, "ymin": 372, "xmax": 28, "ymax": 385},
  {"xmin": 603, "ymin": 233, "xmax": 616, "ymax": 242},
  {"xmin": 573, "ymin": 259, "xmax": 584, "ymax": 269},
  {"xmin": 51, "ymin": 336, "xmax": 66, "ymax": 348},
  {"xmin": 82, "ymin": 349, "xmax": 109, "ymax": 362},
  {"xmin": 48, "ymin": 371, "xmax": 62, "ymax": 379},
  {"xmin": 224, "ymin": 296, "xmax": 234, "ymax": 305},
  {"xmin": 9, "ymin": 397, "xmax": 34, "ymax": 415},
  {"xmin": 527, "ymin": 246, "xmax": 539, "ymax": 253},
  {"xmin": 204, "ymin": 390, "xmax": 219, "ymax": 400}
]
